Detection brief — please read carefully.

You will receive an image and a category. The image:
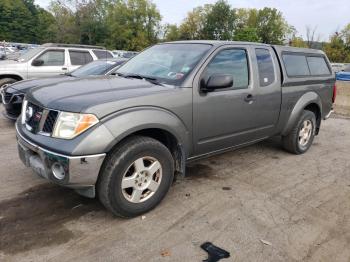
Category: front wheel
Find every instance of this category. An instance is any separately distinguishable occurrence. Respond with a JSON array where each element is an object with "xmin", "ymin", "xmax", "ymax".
[
  {"xmin": 282, "ymin": 110, "xmax": 316, "ymax": 154},
  {"xmin": 97, "ymin": 136, "xmax": 174, "ymax": 218},
  {"xmin": 0, "ymin": 78, "xmax": 17, "ymax": 103}
]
